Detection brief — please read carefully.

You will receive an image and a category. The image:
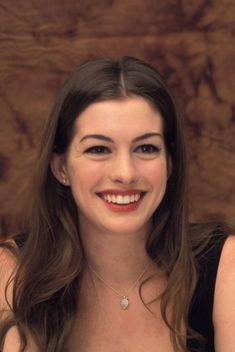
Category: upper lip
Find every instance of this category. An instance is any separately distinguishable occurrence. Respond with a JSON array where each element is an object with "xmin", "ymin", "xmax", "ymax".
[{"xmin": 97, "ymin": 189, "xmax": 145, "ymax": 196}]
